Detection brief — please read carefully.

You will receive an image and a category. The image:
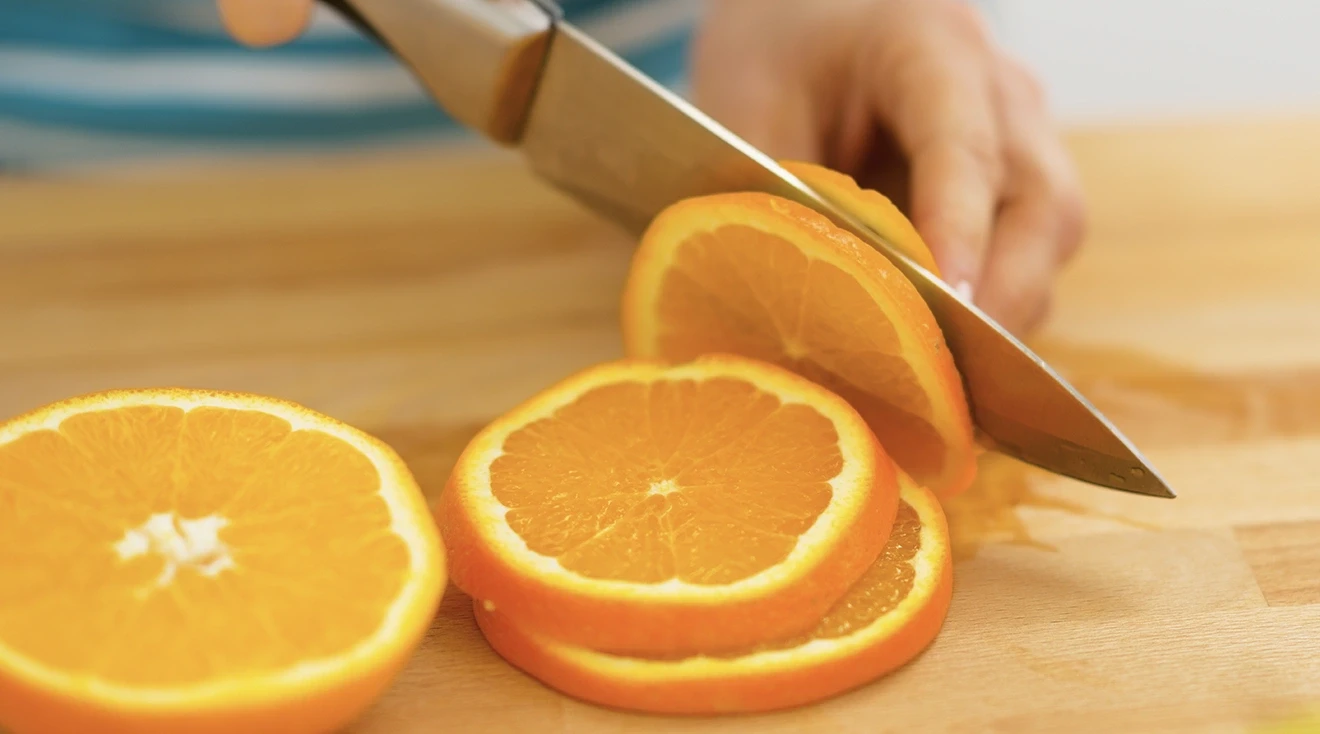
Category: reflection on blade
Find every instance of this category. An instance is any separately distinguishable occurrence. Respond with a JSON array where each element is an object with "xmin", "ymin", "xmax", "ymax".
[{"xmin": 517, "ymin": 24, "xmax": 1174, "ymax": 498}]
